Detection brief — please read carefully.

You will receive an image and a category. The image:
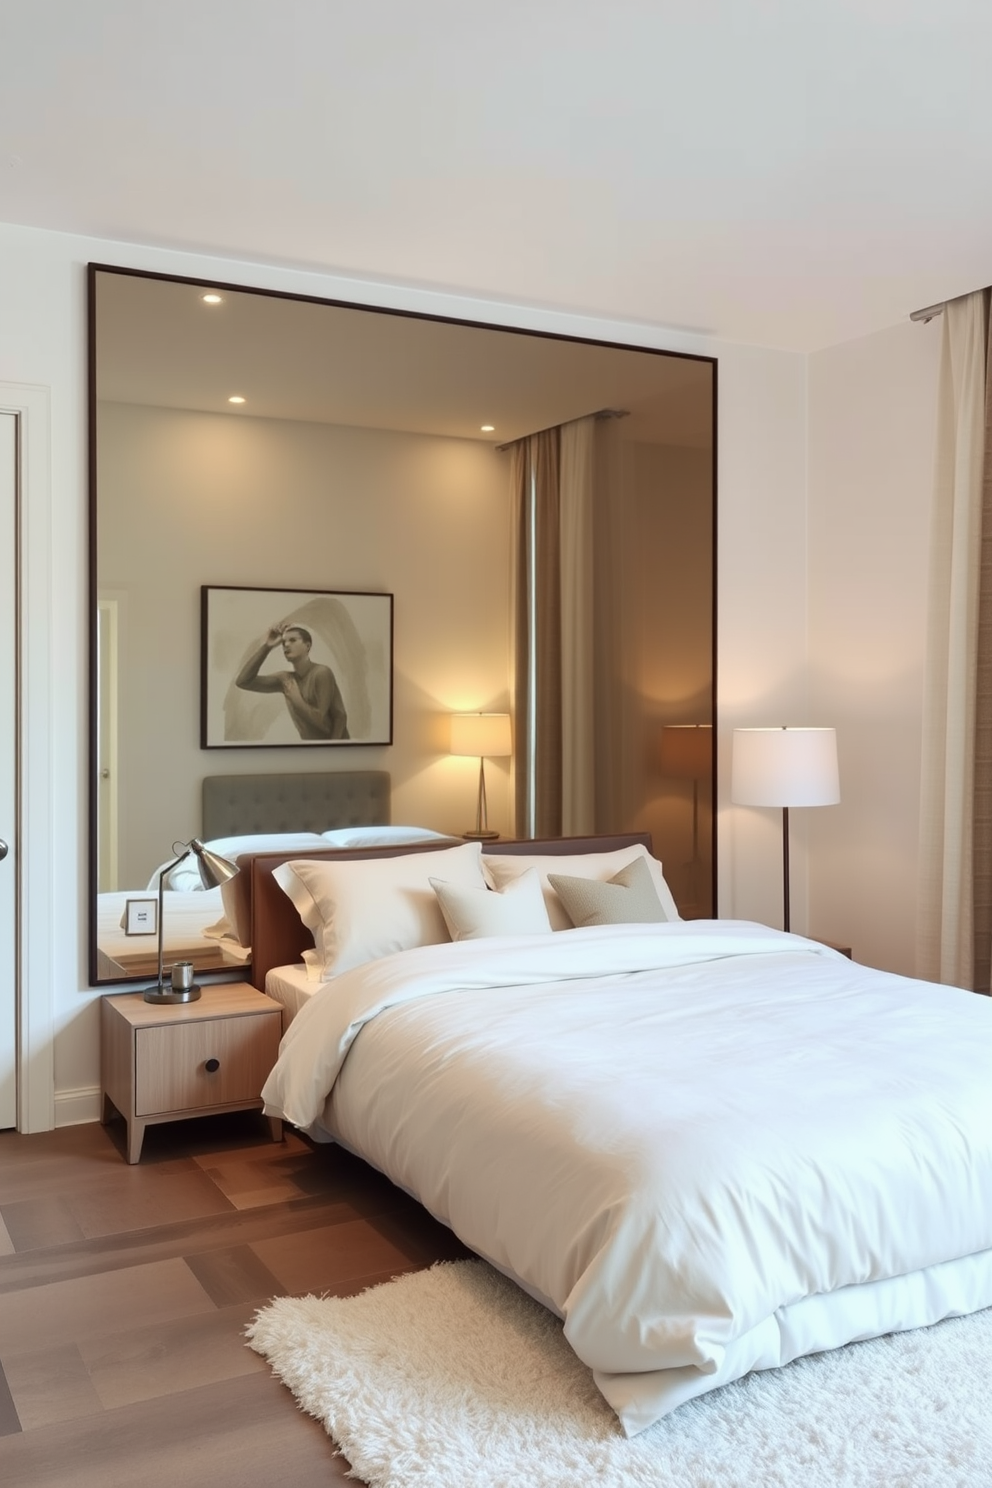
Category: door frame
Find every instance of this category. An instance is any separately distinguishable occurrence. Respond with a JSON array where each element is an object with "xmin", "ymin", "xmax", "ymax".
[{"xmin": 0, "ymin": 383, "xmax": 55, "ymax": 1133}]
